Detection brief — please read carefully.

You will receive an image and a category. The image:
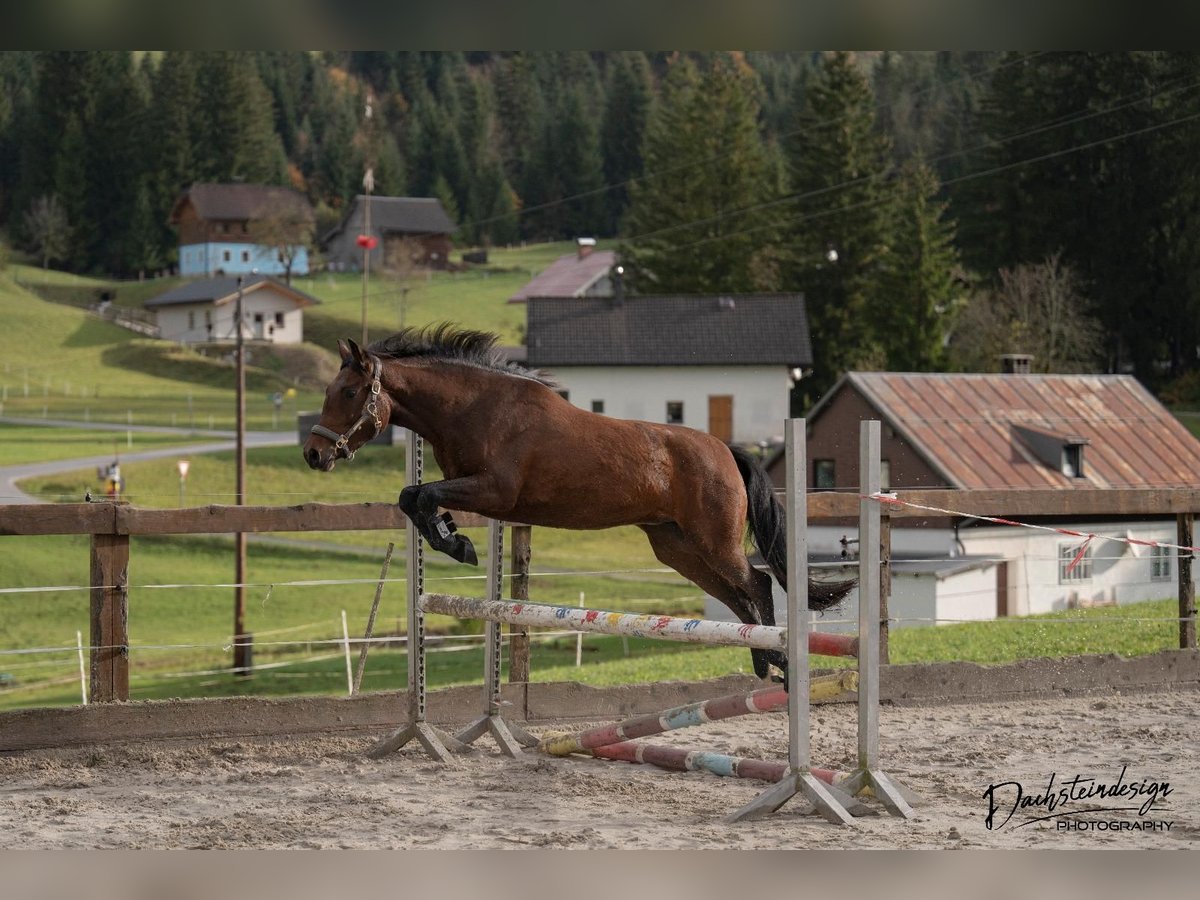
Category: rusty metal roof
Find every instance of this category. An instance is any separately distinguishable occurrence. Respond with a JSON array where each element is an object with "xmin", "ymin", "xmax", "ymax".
[
  {"xmin": 508, "ymin": 251, "xmax": 616, "ymax": 302},
  {"xmin": 819, "ymin": 372, "xmax": 1200, "ymax": 490}
]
